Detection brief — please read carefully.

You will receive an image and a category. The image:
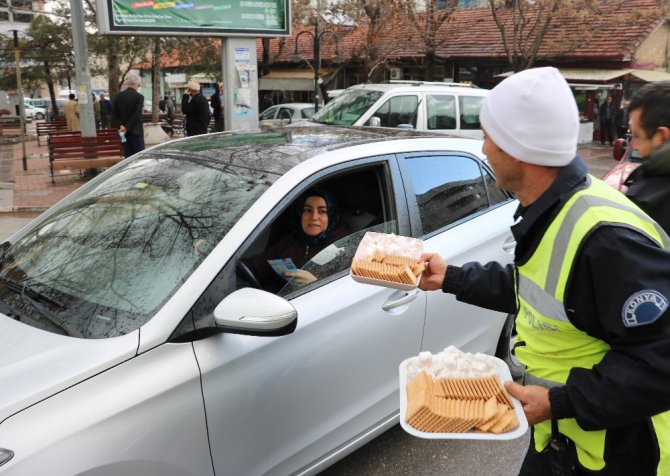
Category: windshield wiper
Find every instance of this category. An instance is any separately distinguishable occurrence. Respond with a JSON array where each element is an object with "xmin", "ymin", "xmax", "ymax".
[{"xmin": 0, "ymin": 276, "xmax": 80, "ymax": 337}]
